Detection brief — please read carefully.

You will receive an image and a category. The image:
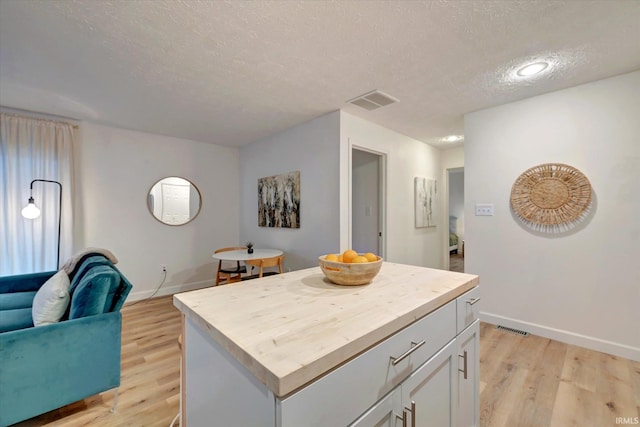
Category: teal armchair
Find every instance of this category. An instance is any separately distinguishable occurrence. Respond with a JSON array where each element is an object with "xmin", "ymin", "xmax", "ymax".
[{"xmin": 0, "ymin": 255, "xmax": 132, "ymax": 426}]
